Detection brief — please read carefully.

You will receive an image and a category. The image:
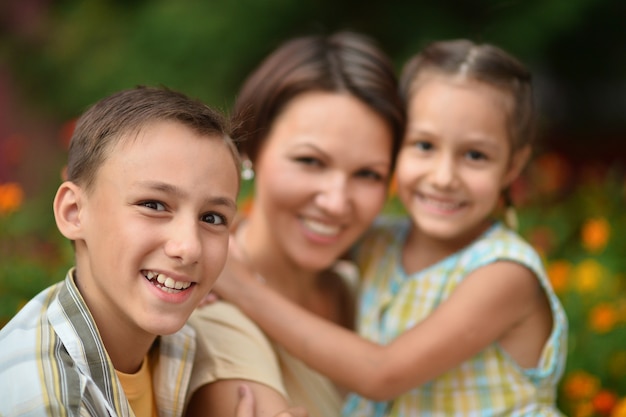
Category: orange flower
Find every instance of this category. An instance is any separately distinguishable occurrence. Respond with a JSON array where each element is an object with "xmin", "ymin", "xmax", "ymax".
[
  {"xmin": 563, "ymin": 370, "xmax": 600, "ymax": 401},
  {"xmin": 574, "ymin": 259, "xmax": 604, "ymax": 294},
  {"xmin": 589, "ymin": 303, "xmax": 618, "ymax": 333},
  {"xmin": 387, "ymin": 173, "xmax": 398, "ymax": 198},
  {"xmin": 237, "ymin": 195, "xmax": 254, "ymax": 216},
  {"xmin": 547, "ymin": 260, "xmax": 571, "ymax": 294},
  {"xmin": 611, "ymin": 398, "xmax": 626, "ymax": 417},
  {"xmin": 593, "ymin": 390, "xmax": 618, "ymax": 415},
  {"xmin": 0, "ymin": 182, "xmax": 24, "ymax": 215},
  {"xmin": 581, "ymin": 217, "xmax": 610, "ymax": 253},
  {"xmin": 573, "ymin": 401, "xmax": 595, "ymax": 417}
]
